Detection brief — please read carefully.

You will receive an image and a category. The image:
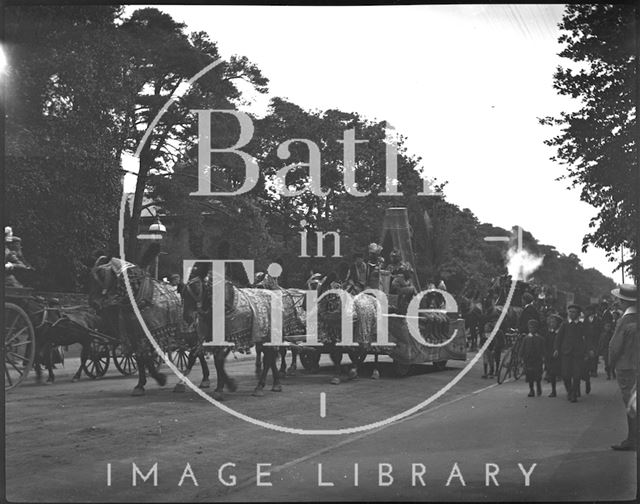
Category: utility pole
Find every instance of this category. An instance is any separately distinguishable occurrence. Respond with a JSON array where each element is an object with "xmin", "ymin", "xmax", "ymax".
[{"xmin": 621, "ymin": 246, "xmax": 625, "ymax": 284}]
